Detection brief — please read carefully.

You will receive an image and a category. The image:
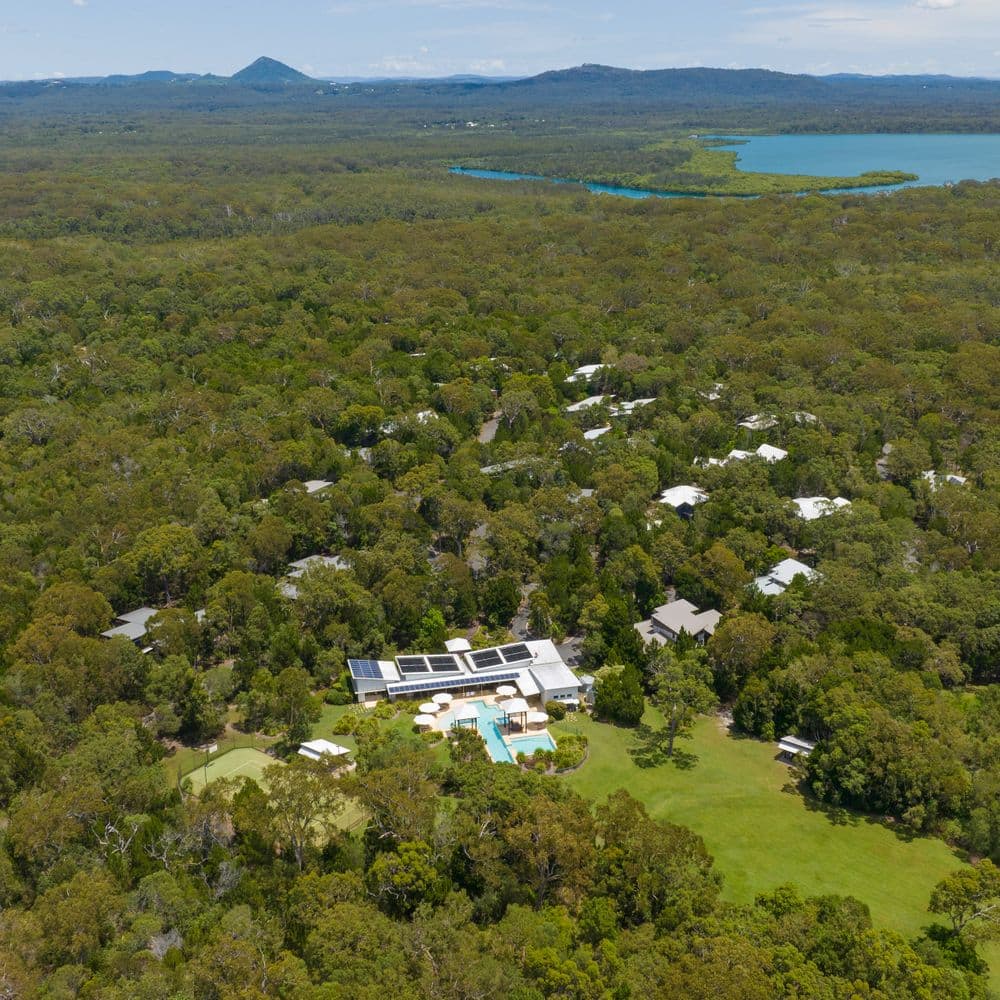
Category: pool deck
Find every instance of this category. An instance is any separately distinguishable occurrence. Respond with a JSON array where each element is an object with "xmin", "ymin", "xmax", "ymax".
[{"xmin": 427, "ymin": 694, "xmax": 554, "ymax": 762}]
